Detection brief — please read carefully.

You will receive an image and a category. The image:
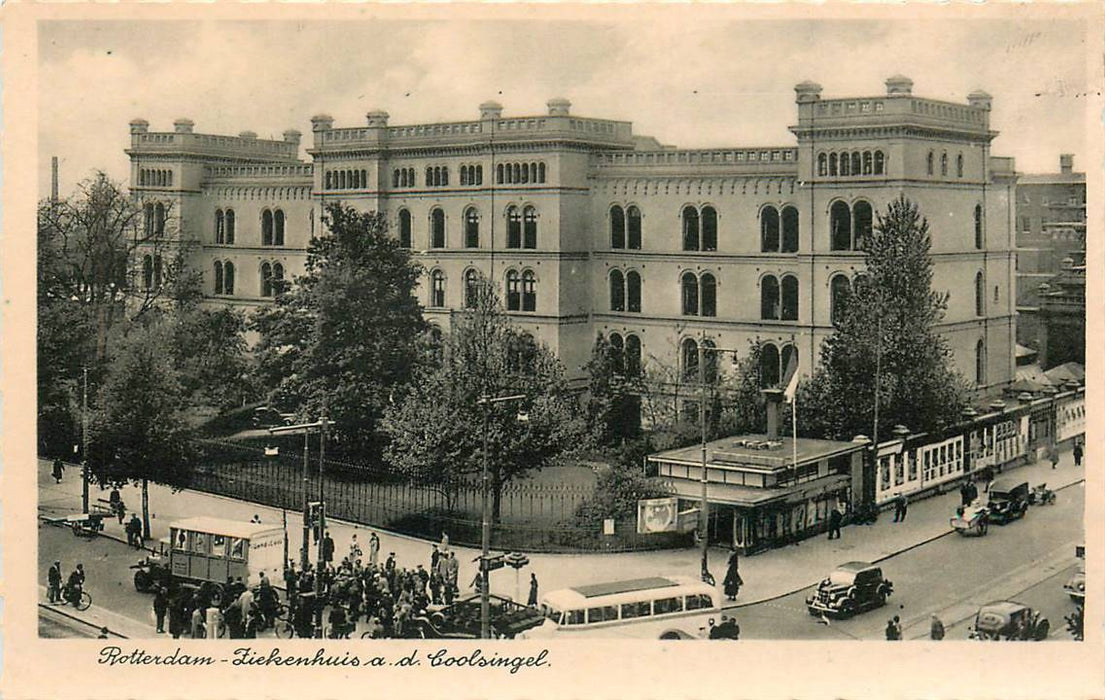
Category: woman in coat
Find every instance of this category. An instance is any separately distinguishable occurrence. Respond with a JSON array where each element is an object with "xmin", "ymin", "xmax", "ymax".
[{"xmin": 722, "ymin": 547, "xmax": 742, "ymax": 601}]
